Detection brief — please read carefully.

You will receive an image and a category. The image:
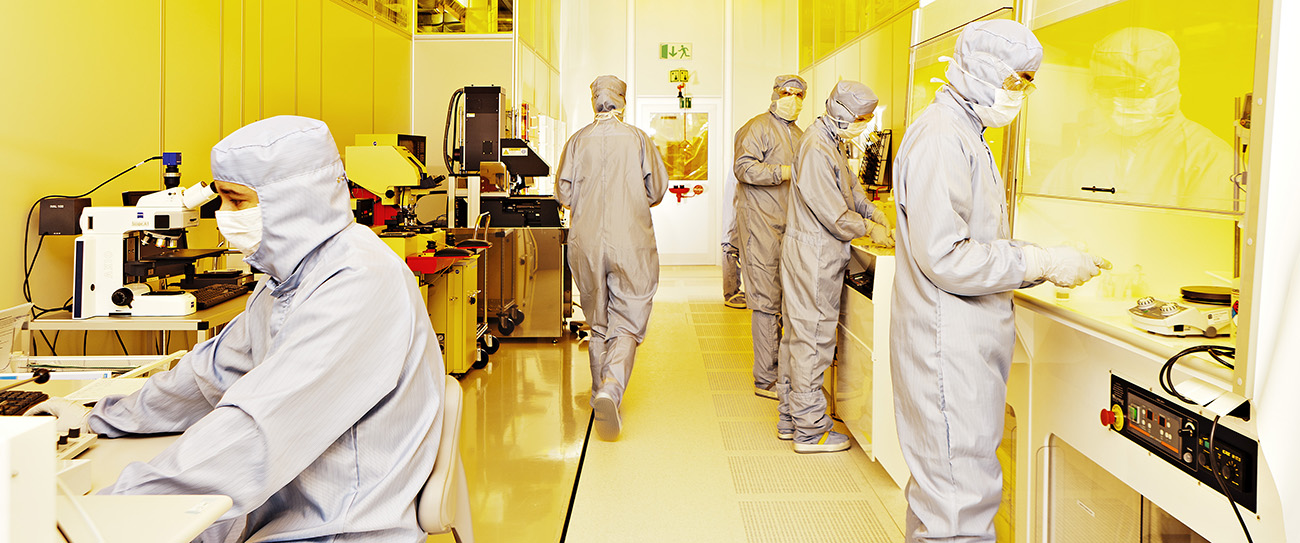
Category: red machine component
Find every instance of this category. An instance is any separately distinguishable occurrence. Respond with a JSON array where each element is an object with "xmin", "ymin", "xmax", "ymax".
[
  {"xmin": 668, "ymin": 185, "xmax": 691, "ymax": 203},
  {"xmin": 407, "ymin": 251, "xmax": 466, "ymax": 274},
  {"xmin": 1100, "ymin": 408, "xmax": 1116, "ymax": 427},
  {"xmin": 350, "ymin": 186, "xmax": 399, "ymax": 227}
]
